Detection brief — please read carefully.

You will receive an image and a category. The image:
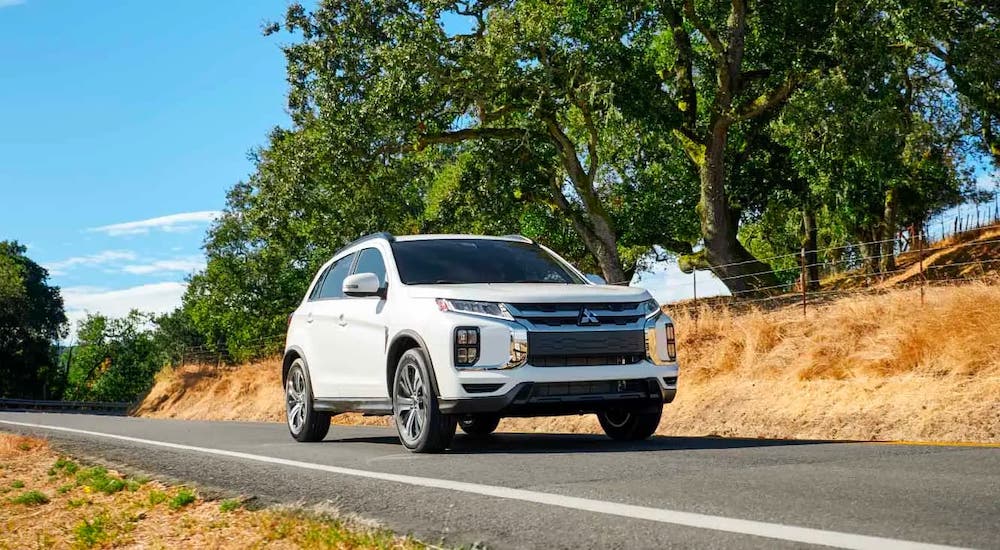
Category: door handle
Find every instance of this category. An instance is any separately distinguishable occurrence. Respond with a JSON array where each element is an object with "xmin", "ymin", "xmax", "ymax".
[
  {"xmin": 306, "ymin": 312, "xmax": 314, "ymax": 324},
  {"xmin": 337, "ymin": 313, "xmax": 347, "ymax": 327}
]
